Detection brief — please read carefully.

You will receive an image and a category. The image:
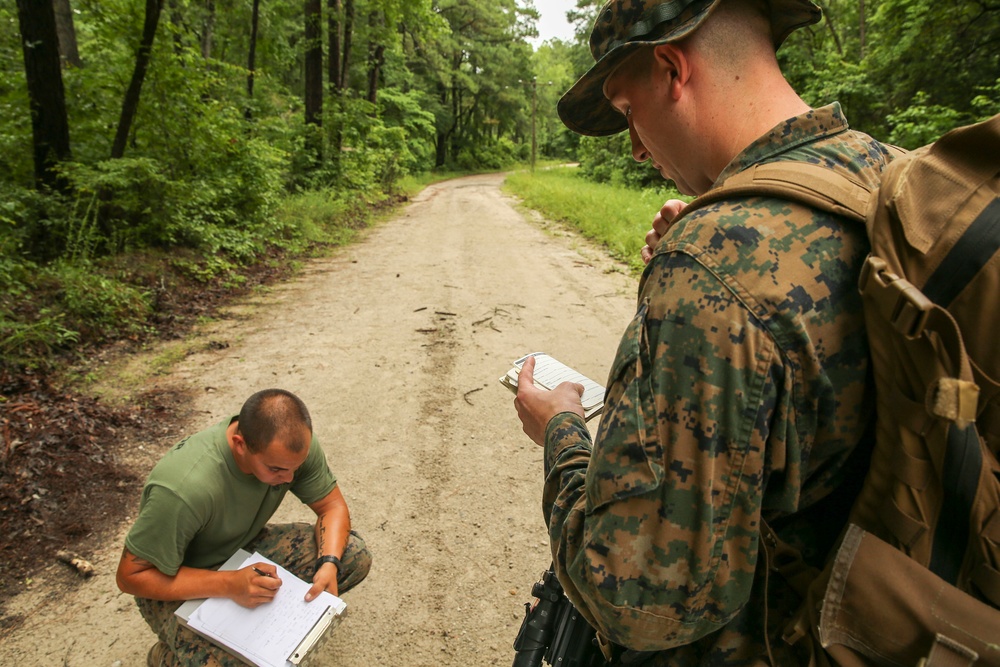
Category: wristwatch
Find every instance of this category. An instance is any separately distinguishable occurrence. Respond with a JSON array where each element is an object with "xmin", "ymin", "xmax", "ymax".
[{"xmin": 314, "ymin": 554, "xmax": 342, "ymax": 575}]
